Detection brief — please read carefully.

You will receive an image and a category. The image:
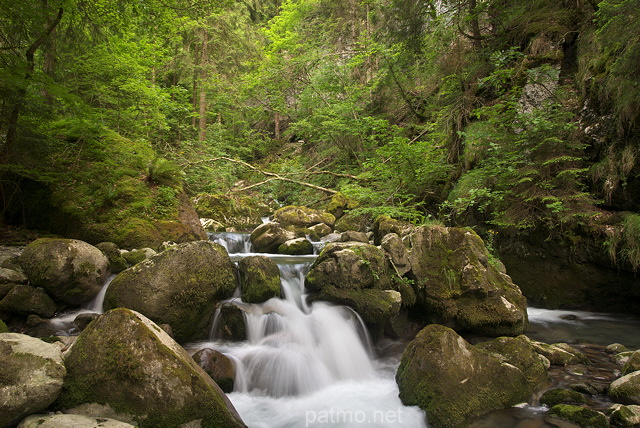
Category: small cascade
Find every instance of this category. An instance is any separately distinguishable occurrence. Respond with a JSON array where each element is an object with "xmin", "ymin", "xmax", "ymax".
[
  {"xmin": 195, "ymin": 232, "xmax": 427, "ymax": 427},
  {"xmin": 209, "ymin": 232, "xmax": 252, "ymax": 254}
]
